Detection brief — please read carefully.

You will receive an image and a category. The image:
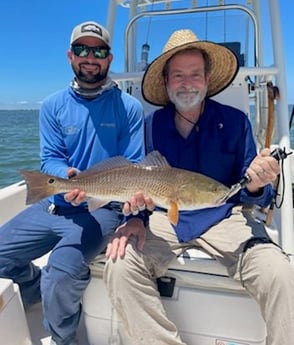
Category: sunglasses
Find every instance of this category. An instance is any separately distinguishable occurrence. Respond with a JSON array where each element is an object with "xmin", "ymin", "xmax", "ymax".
[{"xmin": 71, "ymin": 45, "xmax": 110, "ymax": 59}]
